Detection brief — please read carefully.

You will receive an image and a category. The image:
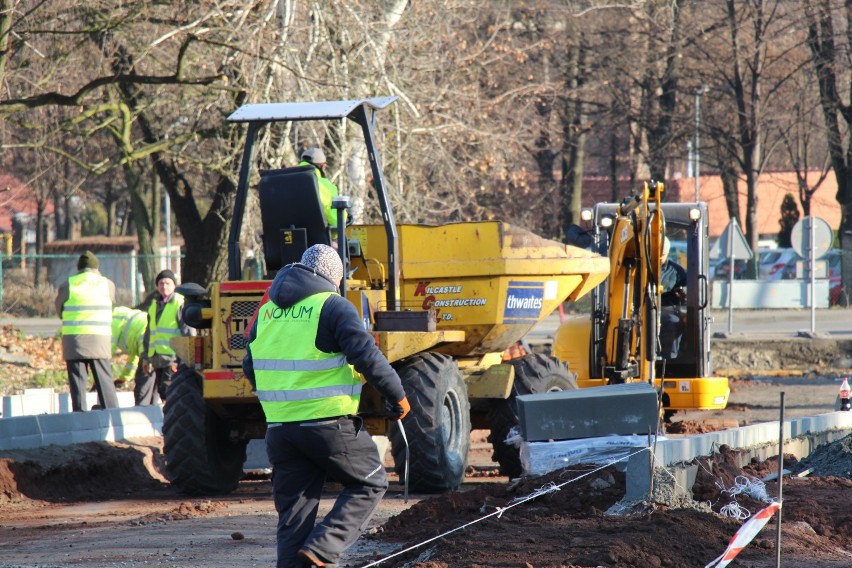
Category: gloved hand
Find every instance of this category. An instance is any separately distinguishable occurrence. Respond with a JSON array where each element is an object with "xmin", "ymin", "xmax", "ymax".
[
  {"xmin": 386, "ymin": 396, "xmax": 411, "ymax": 421},
  {"xmin": 141, "ymin": 359, "xmax": 153, "ymax": 375}
]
